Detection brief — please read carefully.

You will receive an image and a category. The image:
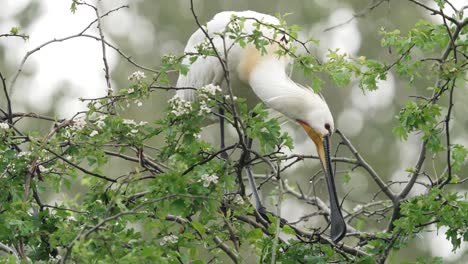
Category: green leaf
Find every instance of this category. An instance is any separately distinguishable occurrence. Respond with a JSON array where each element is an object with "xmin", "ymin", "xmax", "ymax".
[
  {"xmin": 311, "ymin": 76, "xmax": 324, "ymax": 92},
  {"xmin": 282, "ymin": 225, "xmax": 296, "ymax": 235},
  {"xmin": 433, "ymin": 0, "xmax": 445, "ymax": 9},
  {"xmin": 247, "ymin": 228, "xmax": 263, "ymax": 241},
  {"xmin": 356, "ymin": 256, "xmax": 375, "ymax": 264},
  {"xmin": 70, "ymin": 0, "xmax": 78, "ymax": 13},
  {"xmin": 179, "ymin": 64, "xmax": 189, "ymax": 76},
  {"xmin": 9, "ymin": 27, "xmax": 20, "ymax": 35},
  {"xmin": 451, "ymin": 144, "xmax": 467, "ymax": 172},
  {"xmin": 191, "ymin": 221, "xmax": 206, "ymax": 235},
  {"xmin": 341, "ymin": 173, "xmax": 351, "ymax": 184}
]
